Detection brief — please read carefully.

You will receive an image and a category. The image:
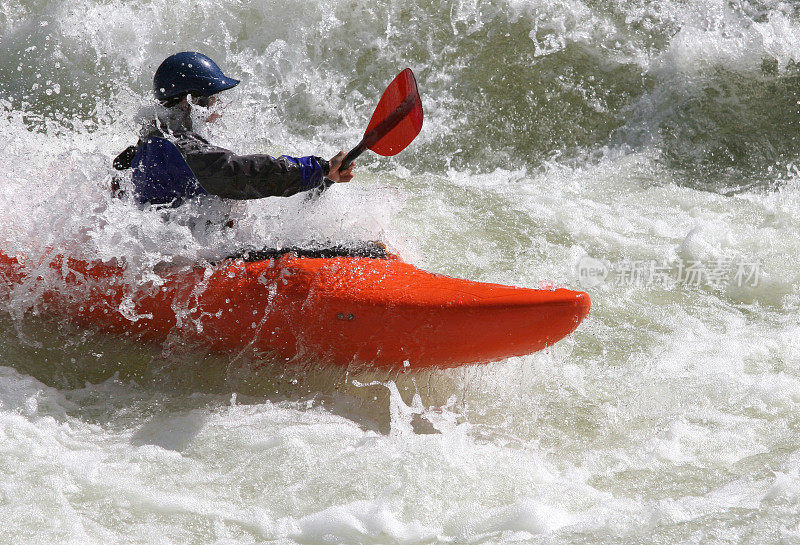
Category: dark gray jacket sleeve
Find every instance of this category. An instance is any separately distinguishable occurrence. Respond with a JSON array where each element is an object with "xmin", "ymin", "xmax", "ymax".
[{"xmin": 175, "ymin": 133, "xmax": 331, "ymax": 200}]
